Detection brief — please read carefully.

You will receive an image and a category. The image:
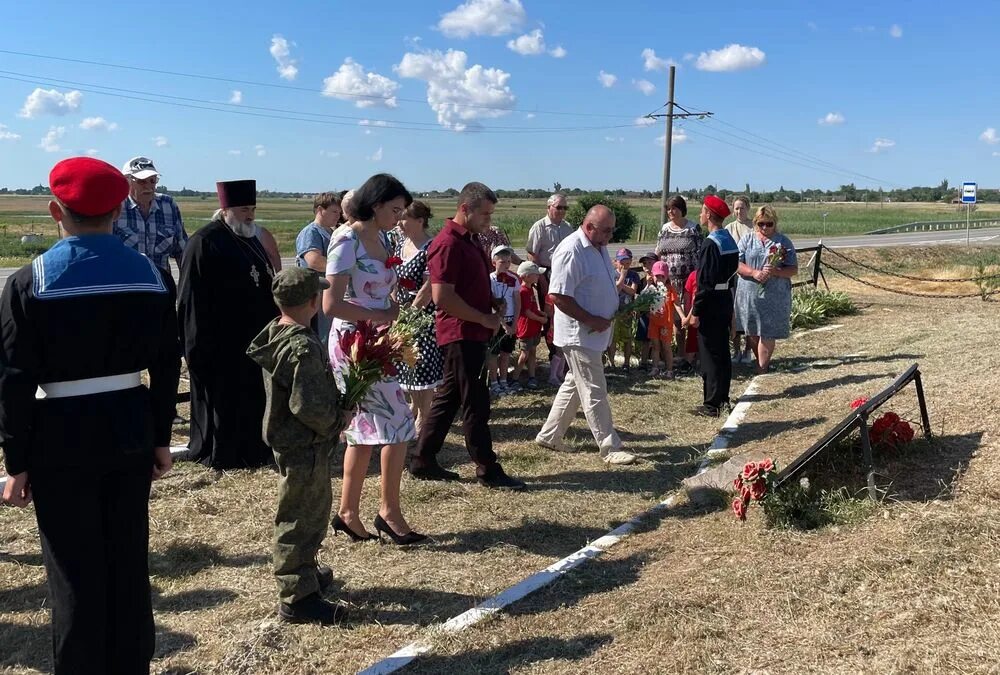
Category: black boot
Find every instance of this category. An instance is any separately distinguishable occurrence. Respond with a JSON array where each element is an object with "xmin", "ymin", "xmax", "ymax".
[{"xmin": 278, "ymin": 592, "xmax": 348, "ymax": 625}]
